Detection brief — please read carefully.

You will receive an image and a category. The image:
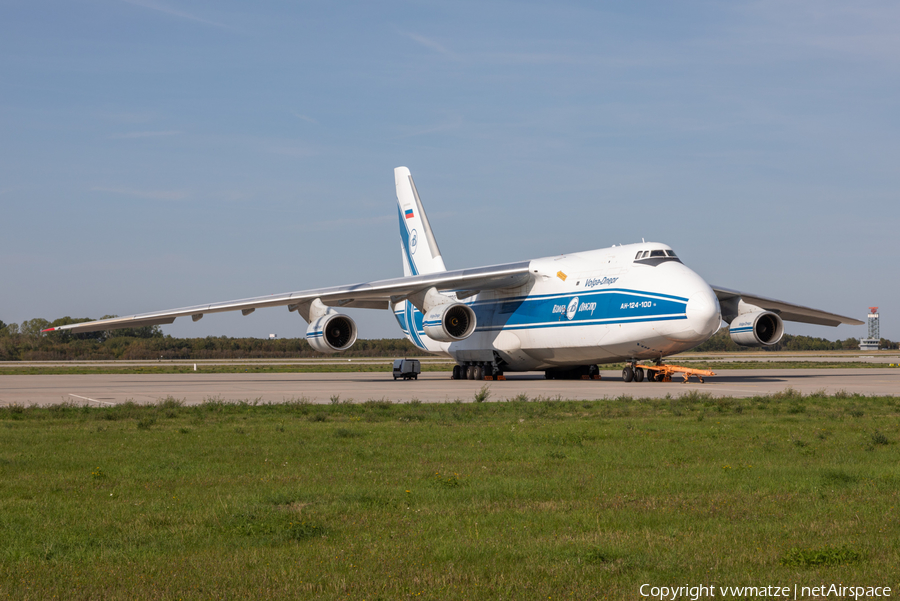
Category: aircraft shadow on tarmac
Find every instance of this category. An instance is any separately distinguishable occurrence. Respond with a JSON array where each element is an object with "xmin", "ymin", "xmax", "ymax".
[{"xmin": 371, "ymin": 373, "xmax": 872, "ymax": 385}]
